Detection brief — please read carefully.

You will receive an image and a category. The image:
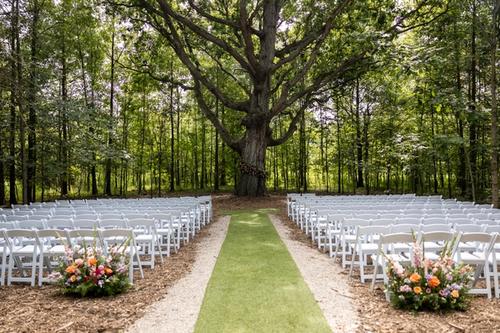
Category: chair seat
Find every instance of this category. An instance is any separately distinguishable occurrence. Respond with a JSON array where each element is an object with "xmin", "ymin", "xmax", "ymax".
[
  {"xmin": 371, "ymin": 253, "xmax": 409, "ymax": 264},
  {"xmin": 391, "ymin": 242, "xmax": 412, "ymax": 251},
  {"xmin": 136, "ymin": 234, "xmax": 154, "ymax": 242},
  {"xmin": 157, "ymin": 228, "xmax": 172, "ymax": 235},
  {"xmin": 458, "ymin": 242, "xmax": 478, "ymax": 251},
  {"xmin": 460, "ymin": 252, "xmax": 486, "ymax": 264},
  {"xmin": 12, "ymin": 245, "xmax": 37, "ymax": 255},
  {"xmin": 357, "ymin": 243, "xmax": 379, "ymax": 253},
  {"xmin": 422, "ymin": 241, "xmax": 445, "ymax": 252},
  {"xmin": 344, "ymin": 235, "xmax": 357, "ymax": 242},
  {"xmin": 45, "ymin": 245, "xmax": 66, "ymax": 255}
]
